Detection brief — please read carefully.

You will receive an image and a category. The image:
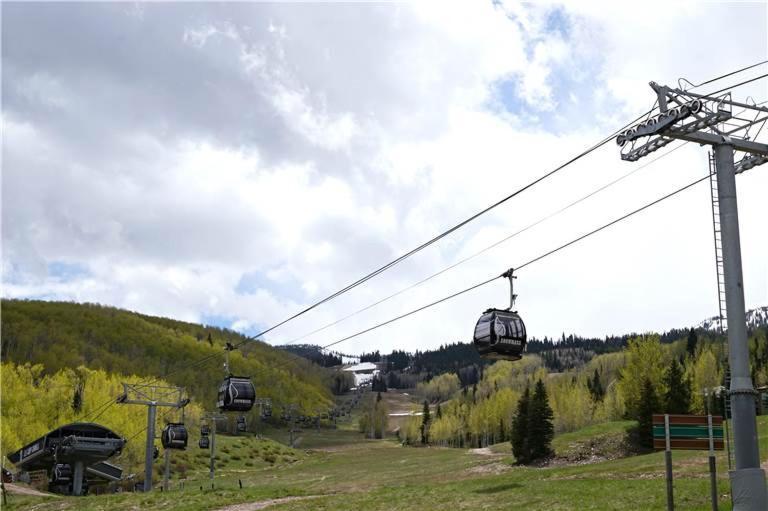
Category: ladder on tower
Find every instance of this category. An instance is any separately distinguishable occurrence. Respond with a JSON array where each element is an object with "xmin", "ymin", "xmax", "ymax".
[
  {"xmin": 708, "ymin": 152, "xmax": 727, "ymax": 334},
  {"xmin": 709, "ymin": 151, "xmax": 734, "ymax": 469}
]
